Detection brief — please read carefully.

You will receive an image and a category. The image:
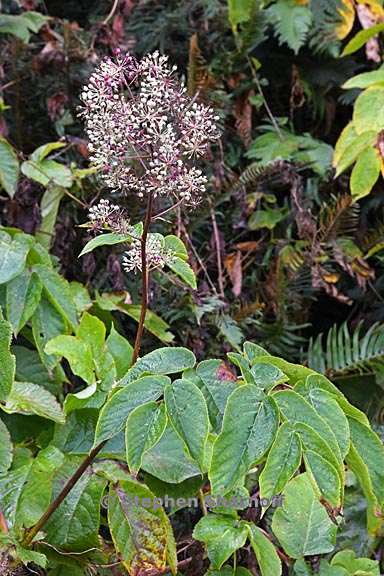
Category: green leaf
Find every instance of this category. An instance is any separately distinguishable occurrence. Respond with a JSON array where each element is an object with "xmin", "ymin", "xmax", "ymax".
[
  {"xmin": 0, "ymin": 137, "xmax": 19, "ymax": 197},
  {"xmin": 248, "ymin": 207, "xmax": 288, "ymax": 230},
  {"xmin": 343, "ymin": 70, "xmax": 384, "ymax": 90},
  {"xmin": 106, "ymin": 325, "xmax": 133, "ymax": 379},
  {"xmin": 21, "ymin": 158, "xmax": 73, "ymax": 188},
  {"xmin": 16, "ymin": 546, "xmax": 47, "ymax": 569},
  {"xmin": 0, "ymin": 446, "xmax": 62, "ymax": 530},
  {"xmin": 250, "ymin": 362, "xmax": 288, "ymax": 391},
  {"xmin": 108, "ymin": 479, "xmax": 176, "ymax": 575},
  {"xmin": 94, "ymin": 375, "xmax": 170, "ymax": 445},
  {"xmin": 36, "ymin": 186, "xmax": 65, "ymax": 249},
  {"xmin": 348, "ymin": 418, "xmax": 384, "ymax": 507},
  {"xmin": 350, "ymin": 146, "xmax": 381, "ymax": 201},
  {"xmin": 76, "ymin": 311, "xmax": 106, "ymax": 357},
  {"xmin": 0, "ymin": 418, "xmax": 12, "ymax": 475},
  {"xmin": 259, "ymin": 422, "xmax": 302, "ymax": 502},
  {"xmin": 273, "ymin": 390, "xmax": 341, "ymax": 459},
  {"xmin": 167, "ymin": 256, "xmax": 197, "ymax": 289},
  {"xmin": 142, "ymin": 425, "xmax": 201, "ymax": 483},
  {"xmin": 246, "ymin": 523, "xmax": 282, "ymax": 576},
  {"xmin": 334, "ymin": 130, "xmax": 377, "ymax": 177},
  {"xmin": 163, "ymin": 235, "xmax": 188, "ymax": 259},
  {"xmin": 125, "ymin": 401, "xmax": 167, "ymax": 474},
  {"xmin": 33, "ymin": 264, "xmax": 78, "ymax": 330},
  {"xmin": 210, "ymin": 385, "xmax": 279, "ymax": 495},
  {"xmin": 164, "ymin": 378, "xmax": 209, "ymax": 469},
  {"xmin": 0, "ymin": 317, "xmax": 15, "ymax": 401},
  {"xmin": 331, "ymin": 549, "xmax": 379, "ymax": 575},
  {"xmin": 341, "ymin": 23, "xmax": 384, "ymax": 56},
  {"xmin": 353, "ymin": 86, "xmax": 384, "ymax": 134},
  {"xmin": 6, "ymin": 270, "xmax": 42, "ymax": 335},
  {"xmin": 31, "ymin": 296, "xmax": 67, "ymax": 371},
  {"xmin": 294, "ymin": 421, "xmax": 343, "ymax": 489},
  {"xmin": 45, "ymin": 458, "xmax": 107, "ymax": 550},
  {"xmin": 193, "ymin": 514, "xmax": 248, "ymax": 569},
  {"xmin": 121, "ymin": 347, "xmax": 196, "ymax": 385},
  {"xmin": 271, "ymin": 473, "xmax": 337, "ymax": 558},
  {"xmin": 45, "ymin": 335, "xmax": 95, "ymax": 385},
  {"xmin": 0, "ymin": 231, "xmax": 33, "ymax": 284},
  {"xmin": 16, "ymin": 446, "xmax": 64, "ymax": 528},
  {"xmin": 96, "ymin": 294, "xmax": 174, "ymax": 343},
  {"xmin": 0, "ymin": 11, "xmax": 48, "ymax": 42},
  {"xmin": 195, "ymin": 359, "xmax": 237, "ymax": 433},
  {"xmin": 30, "ymin": 141, "xmax": 66, "ymax": 162},
  {"xmin": 228, "ymin": 0, "xmax": 254, "ymax": 28},
  {"xmin": 79, "ymin": 233, "xmax": 133, "ymax": 257},
  {"xmin": 303, "ymin": 449, "xmax": 341, "ymax": 508},
  {"xmin": 4, "ymin": 381, "xmax": 64, "ymax": 423}
]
